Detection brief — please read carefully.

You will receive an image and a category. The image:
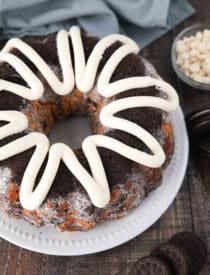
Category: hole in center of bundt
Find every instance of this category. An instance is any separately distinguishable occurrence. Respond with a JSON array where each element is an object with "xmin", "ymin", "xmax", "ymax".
[{"xmin": 49, "ymin": 116, "xmax": 91, "ymax": 149}]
